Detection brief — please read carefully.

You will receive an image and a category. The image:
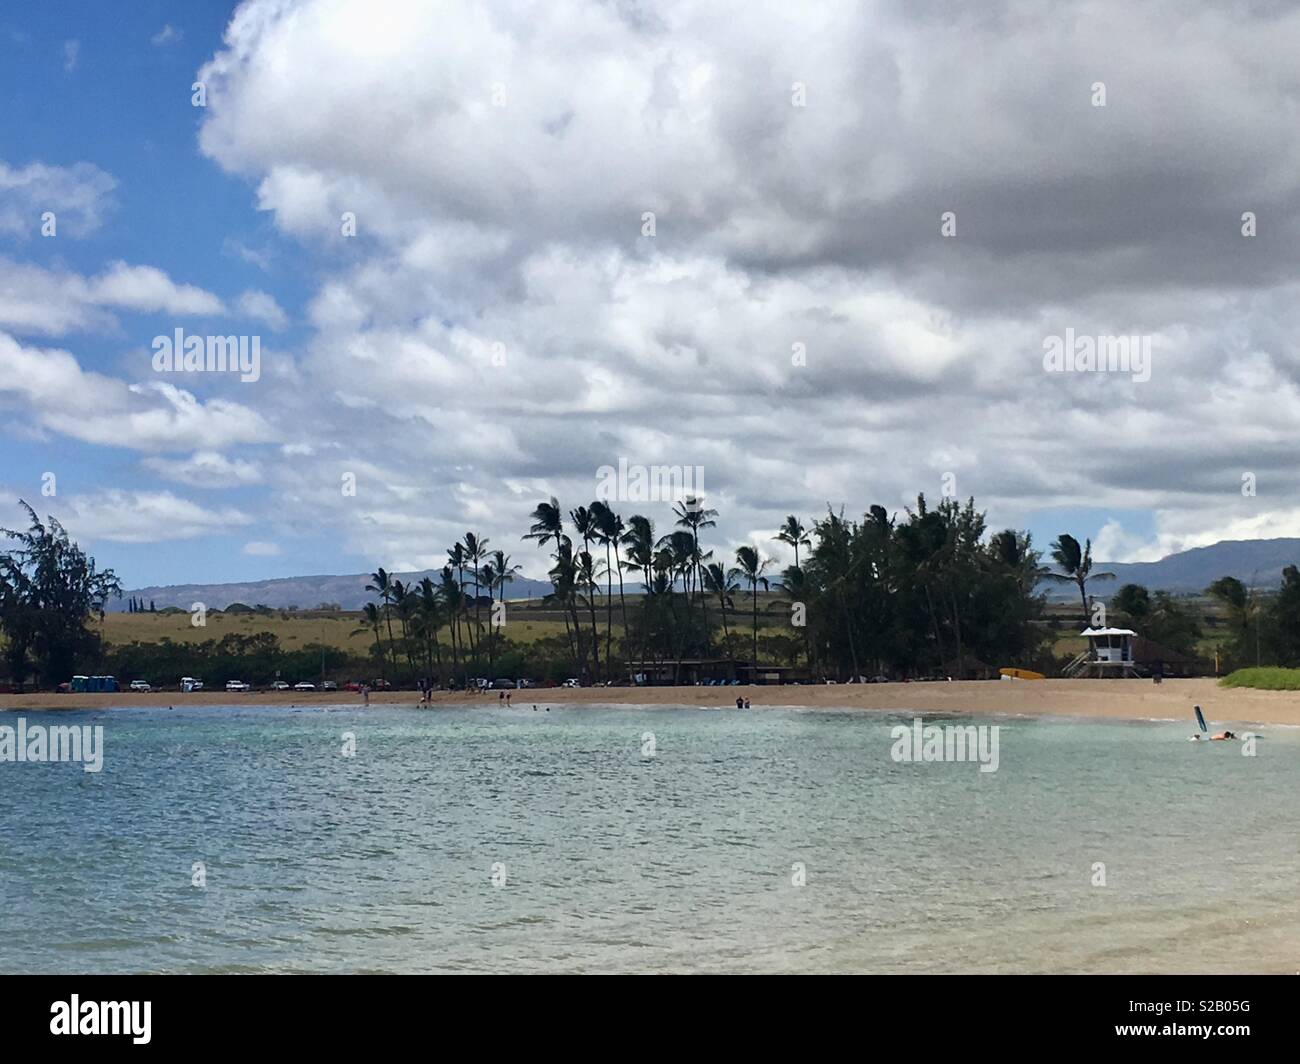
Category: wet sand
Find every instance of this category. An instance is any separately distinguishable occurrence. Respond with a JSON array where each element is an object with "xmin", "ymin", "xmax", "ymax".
[{"xmin": 4, "ymin": 678, "xmax": 1298, "ymax": 725}]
